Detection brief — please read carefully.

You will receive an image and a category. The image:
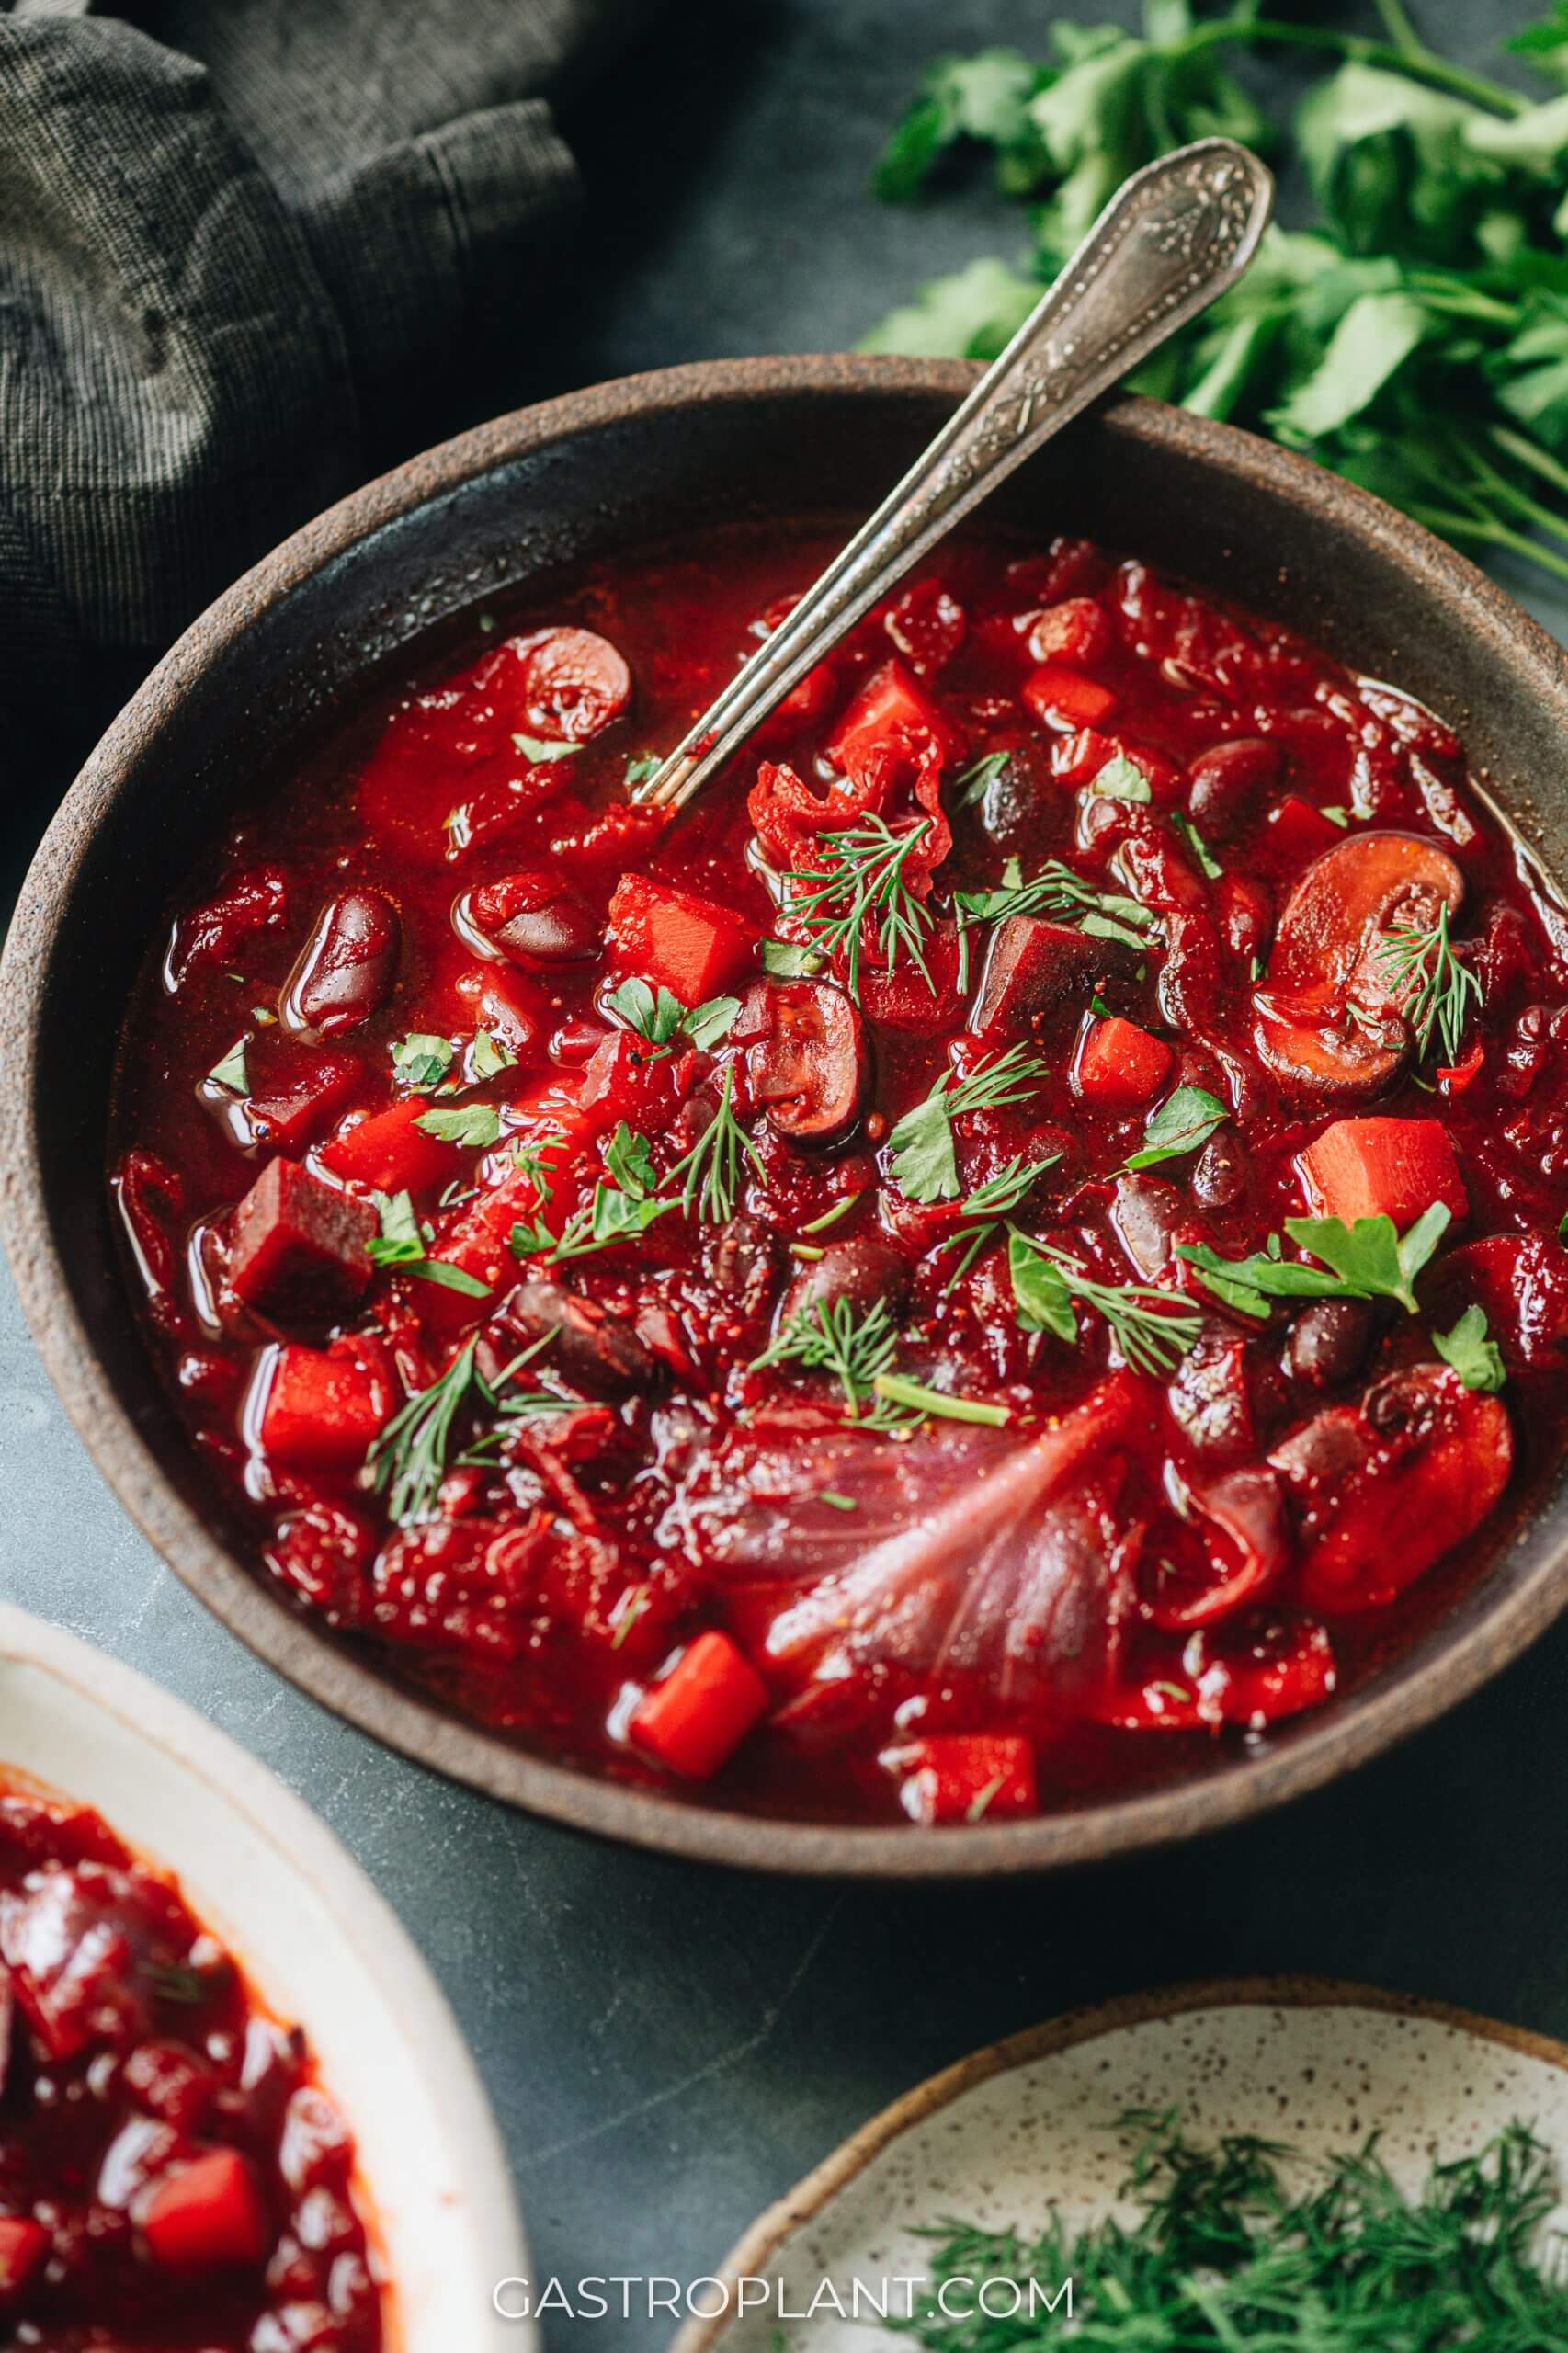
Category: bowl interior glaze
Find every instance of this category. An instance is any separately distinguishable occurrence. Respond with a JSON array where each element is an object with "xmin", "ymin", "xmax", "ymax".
[{"xmin": 7, "ymin": 357, "xmax": 1568, "ymax": 1877}]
